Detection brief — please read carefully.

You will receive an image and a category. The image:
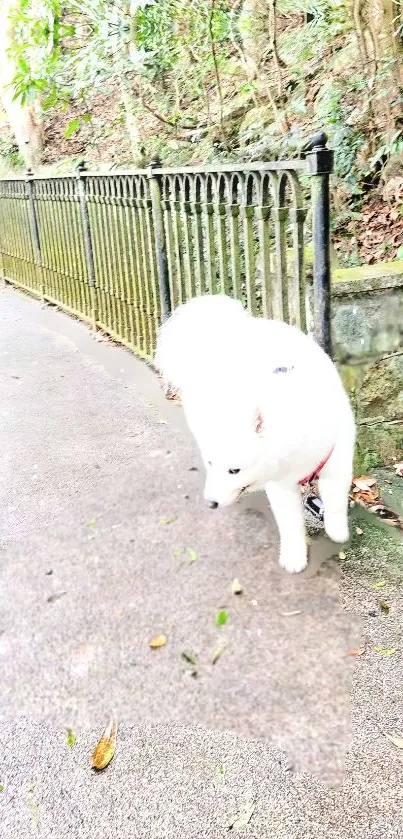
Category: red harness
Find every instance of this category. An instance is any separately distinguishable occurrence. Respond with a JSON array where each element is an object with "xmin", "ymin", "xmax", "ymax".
[{"xmin": 298, "ymin": 448, "xmax": 334, "ymax": 486}]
